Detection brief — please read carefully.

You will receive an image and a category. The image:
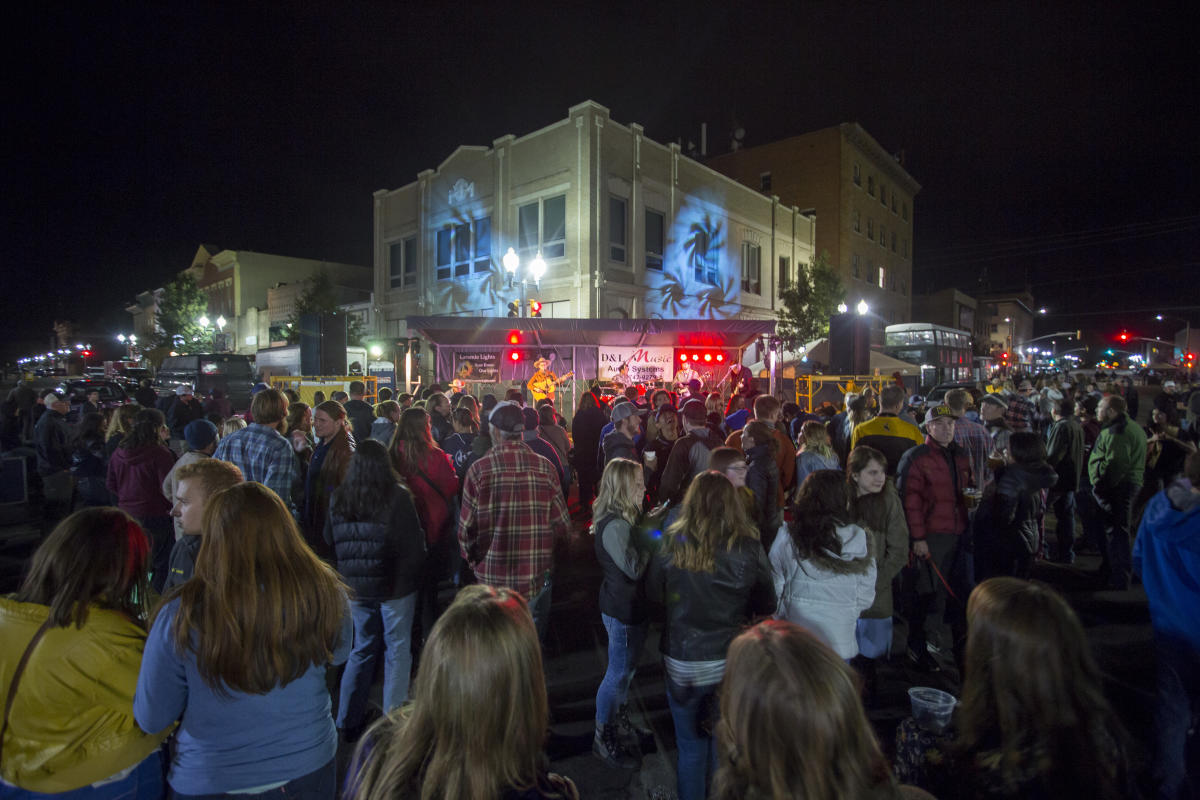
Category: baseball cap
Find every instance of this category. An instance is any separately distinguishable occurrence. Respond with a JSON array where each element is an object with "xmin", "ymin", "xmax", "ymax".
[
  {"xmin": 1164, "ymin": 380, "xmax": 1177, "ymax": 389},
  {"xmin": 488, "ymin": 402, "xmax": 525, "ymax": 433},
  {"xmin": 184, "ymin": 419, "xmax": 219, "ymax": 450},
  {"xmin": 42, "ymin": 392, "xmax": 63, "ymax": 406},
  {"xmin": 175, "ymin": 384, "xmax": 194, "ymax": 396},
  {"xmin": 924, "ymin": 405, "xmax": 956, "ymax": 423},
  {"xmin": 979, "ymin": 394, "xmax": 1007, "ymax": 410},
  {"xmin": 908, "ymin": 394, "xmax": 925, "ymax": 407},
  {"xmin": 681, "ymin": 398, "xmax": 707, "ymax": 423},
  {"xmin": 610, "ymin": 401, "xmax": 646, "ymax": 423}
]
